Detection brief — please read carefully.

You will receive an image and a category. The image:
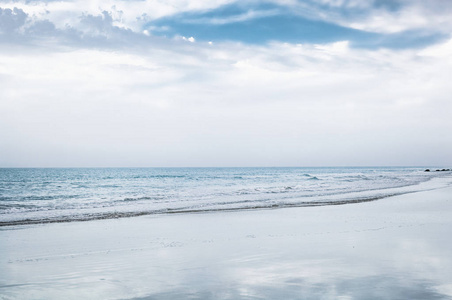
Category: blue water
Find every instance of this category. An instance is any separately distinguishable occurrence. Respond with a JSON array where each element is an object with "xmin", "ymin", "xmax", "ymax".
[{"xmin": 0, "ymin": 167, "xmax": 449, "ymax": 225}]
